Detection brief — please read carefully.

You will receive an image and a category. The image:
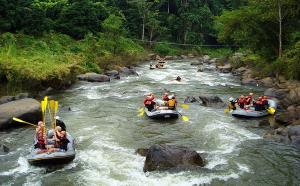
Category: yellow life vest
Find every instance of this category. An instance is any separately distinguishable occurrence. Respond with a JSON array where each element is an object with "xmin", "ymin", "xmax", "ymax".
[{"xmin": 168, "ymin": 99, "xmax": 176, "ymax": 108}]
